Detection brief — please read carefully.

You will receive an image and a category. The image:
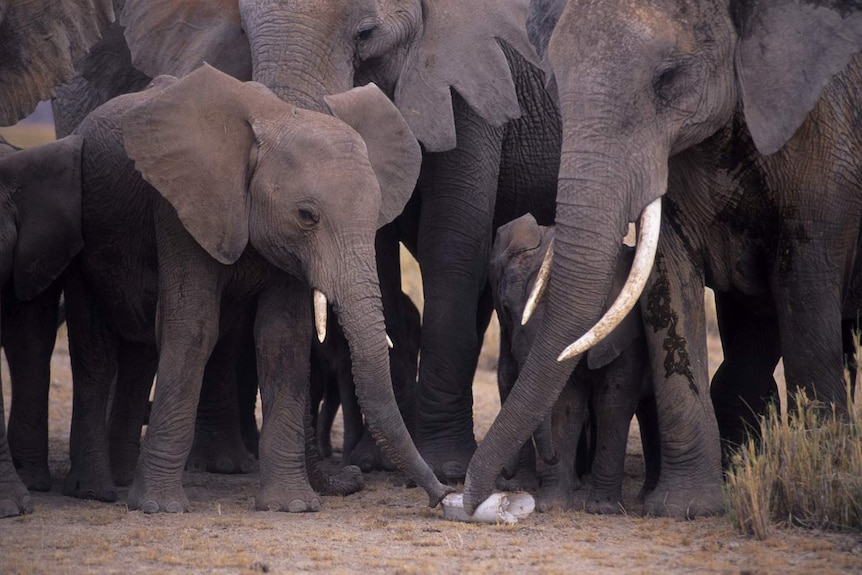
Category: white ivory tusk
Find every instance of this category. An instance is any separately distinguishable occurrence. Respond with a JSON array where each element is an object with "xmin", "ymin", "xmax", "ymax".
[
  {"xmin": 521, "ymin": 238, "xmax": 554, "ymax": 326},
  {"xmin": 386, "ymin": 334, "xmax": 394, "ymax": 349},
  {"xmin": 557, "ymin": 197, "xmax": 662, "ymax": 362},
  {"xmin": 313, "ymin": 289, "xmax": 327, "ymax": 344}
]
